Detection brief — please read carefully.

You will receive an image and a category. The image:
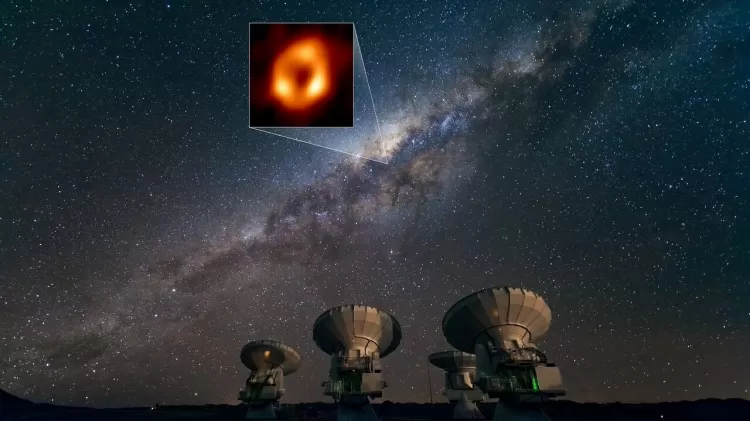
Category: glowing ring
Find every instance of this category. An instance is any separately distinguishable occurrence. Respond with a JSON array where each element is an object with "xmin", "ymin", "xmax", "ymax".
[{"xmin": 270, "ymin": 37, "xmax": 331, "ymax": 110}]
